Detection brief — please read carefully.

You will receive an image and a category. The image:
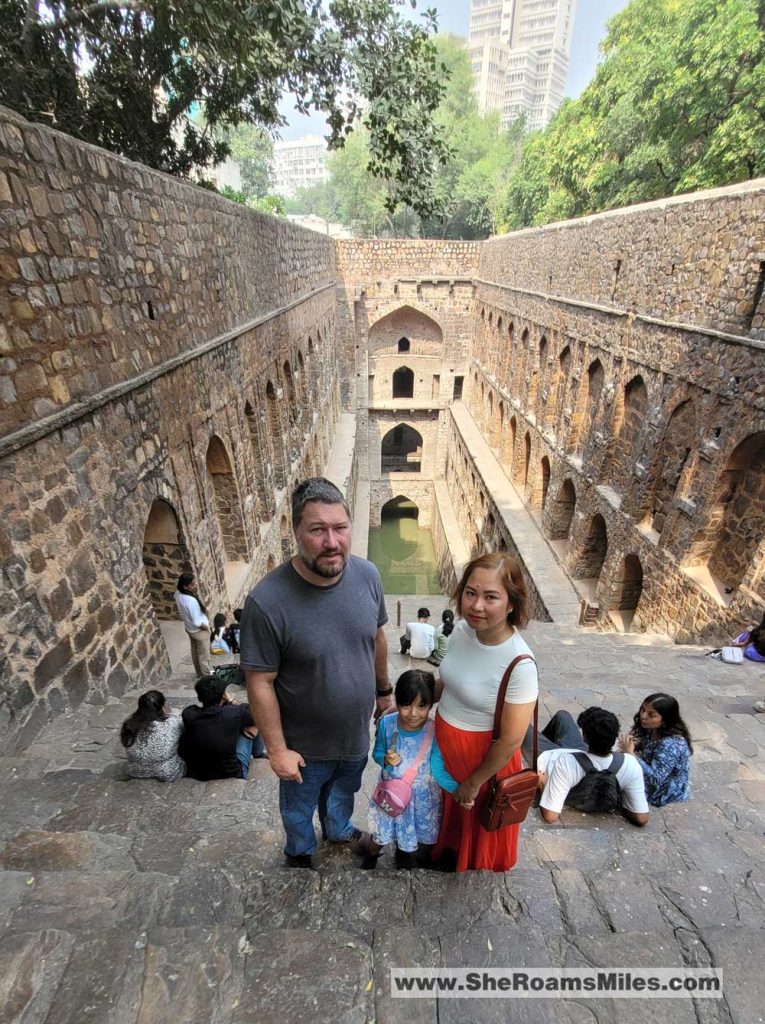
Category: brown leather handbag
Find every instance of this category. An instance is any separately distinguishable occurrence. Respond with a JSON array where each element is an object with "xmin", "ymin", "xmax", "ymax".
[{"xmin": 479, "ymin": 654, "xmax": 539, "ymax": 832}]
